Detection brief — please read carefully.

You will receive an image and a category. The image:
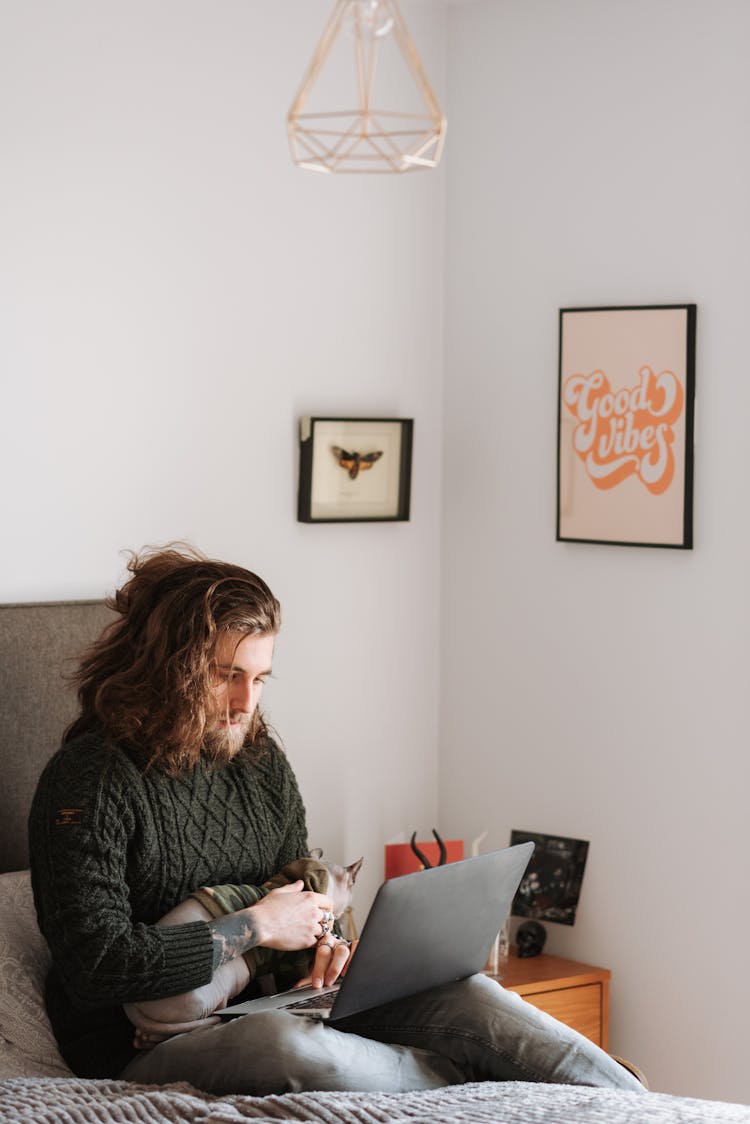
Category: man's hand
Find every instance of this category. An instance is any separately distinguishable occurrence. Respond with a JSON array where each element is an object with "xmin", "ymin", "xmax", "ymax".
[
  {"xmin": 248, "ymin": 880, "xmax": 334, "ymax": 950},
  {"xmin": 209, "ymin": 880, "xmax": 334, "ymax": 970},
  {"xmin": 296, "ymin": 937, "xmax": 359, "ymax": 990}
]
